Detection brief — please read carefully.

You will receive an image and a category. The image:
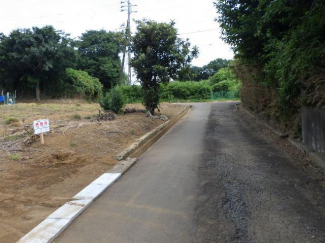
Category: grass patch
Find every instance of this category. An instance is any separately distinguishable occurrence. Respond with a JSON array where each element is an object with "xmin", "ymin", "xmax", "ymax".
[
  {"xmin": 4, "ymin": 117, "xmax": 19, "ymax": 125},
  {"xmin": 9, "ymin": 154, "xmax": 20, "ymax": 161},
  {"xmin": 70, "ymin": 114, "xmax": 82, "ymax": 120},
  {"xmin": 70, "ymin": 141, "xmax": 78, "ymax": 147}
]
